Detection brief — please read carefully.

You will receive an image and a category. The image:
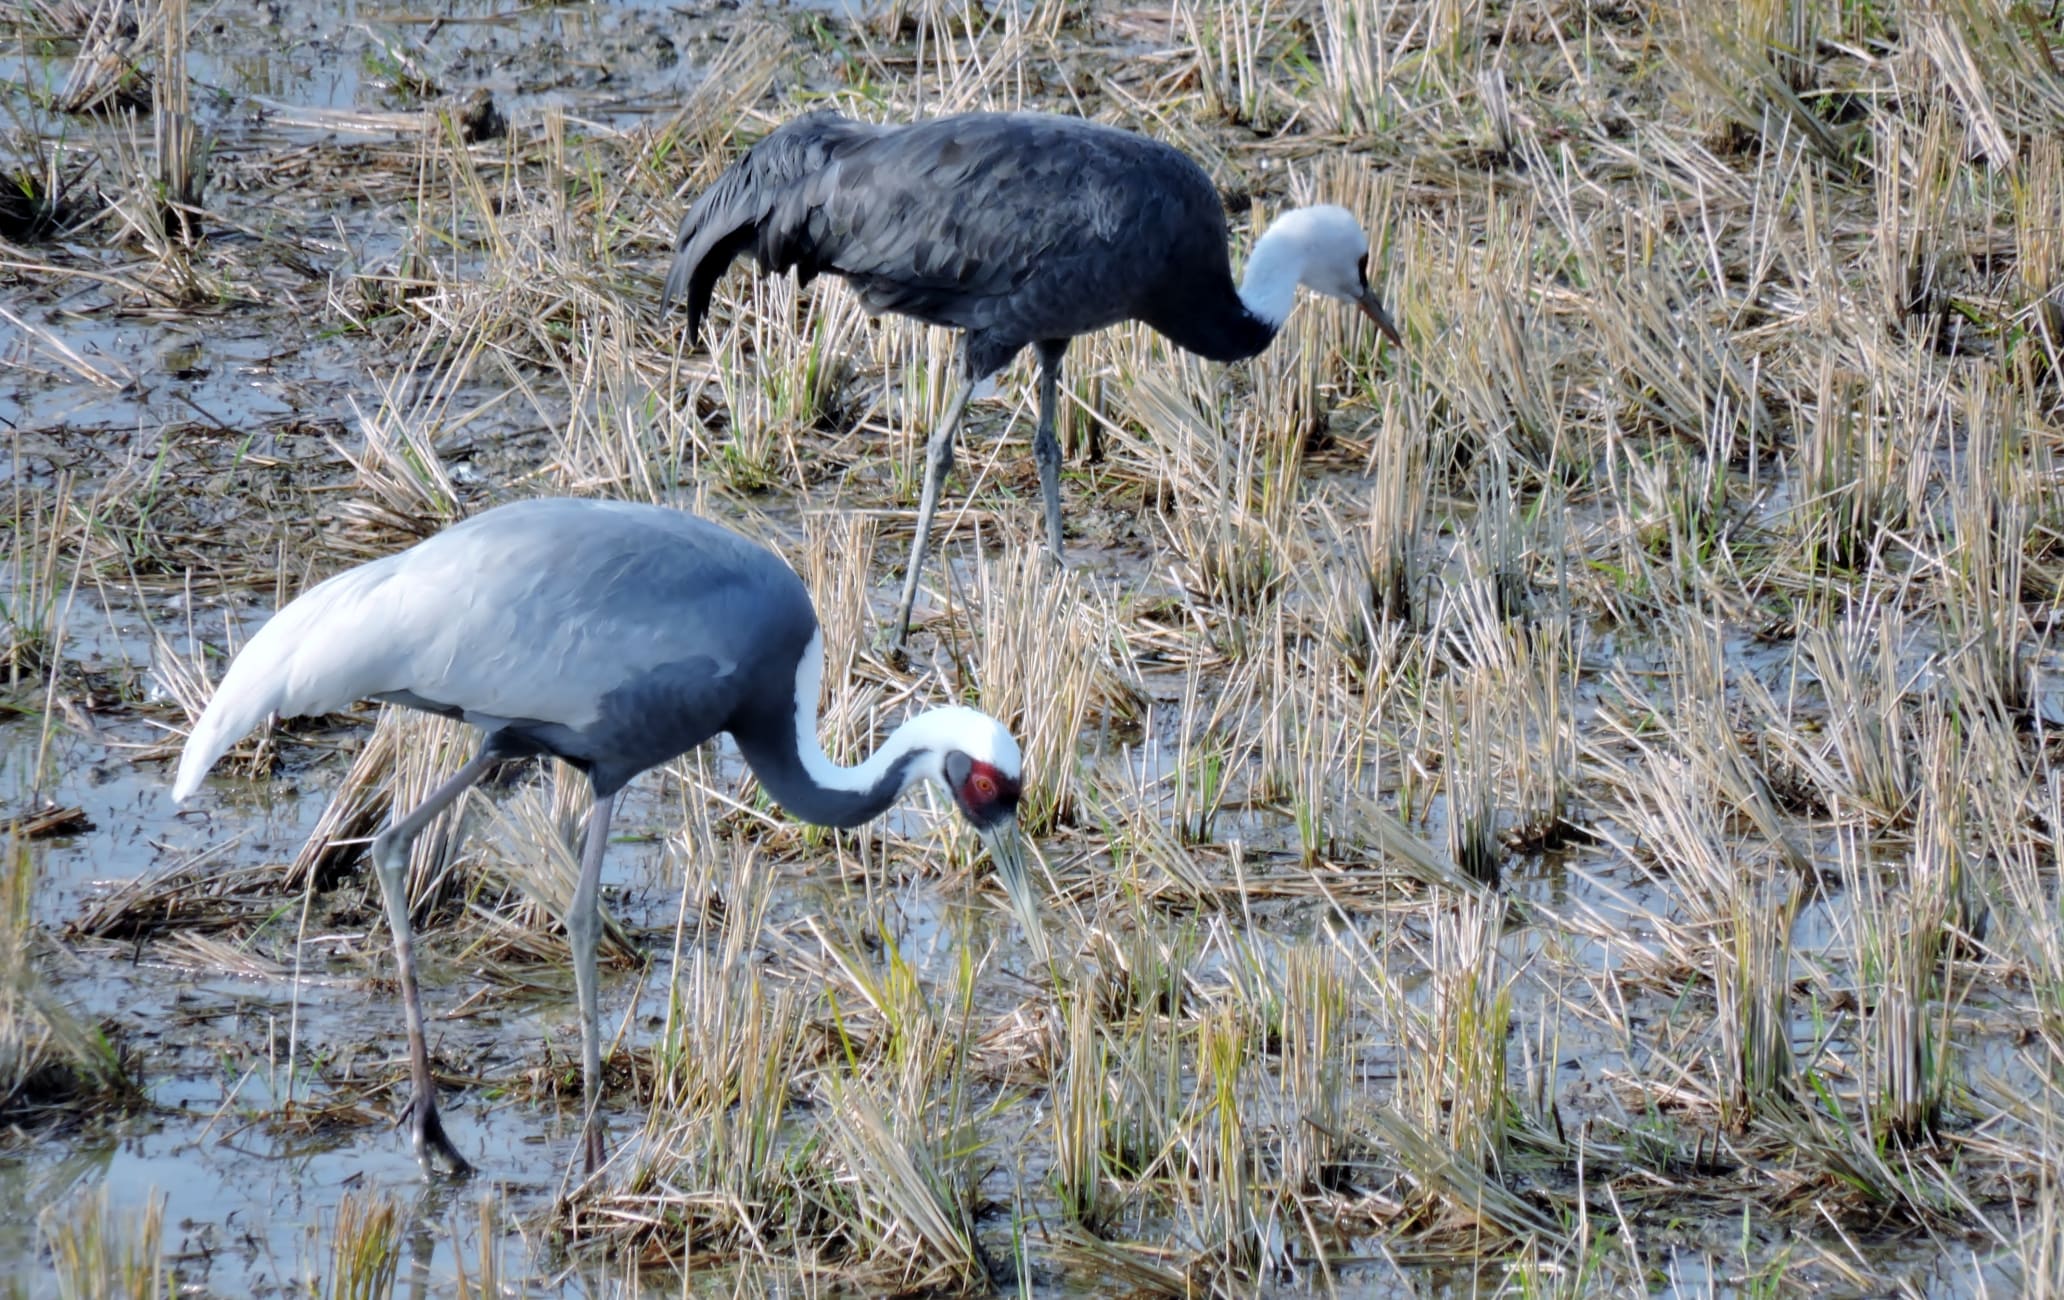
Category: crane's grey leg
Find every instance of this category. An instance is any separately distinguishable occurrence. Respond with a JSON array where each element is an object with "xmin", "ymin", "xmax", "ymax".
[
  {"xmin": 892, "ymin": 377, "xmax": 977, "ymax": 648},
  {"xmin": 1032, "ymin": 341, "xmax": 1068, "ymax": 563},
  {"xmin": 564, "ymin": 789, "xmax": 618, "ymax": 1175},
  {"xmin": 370, "ymin": 752, "xmax": 498, "ymax": 1179}
]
